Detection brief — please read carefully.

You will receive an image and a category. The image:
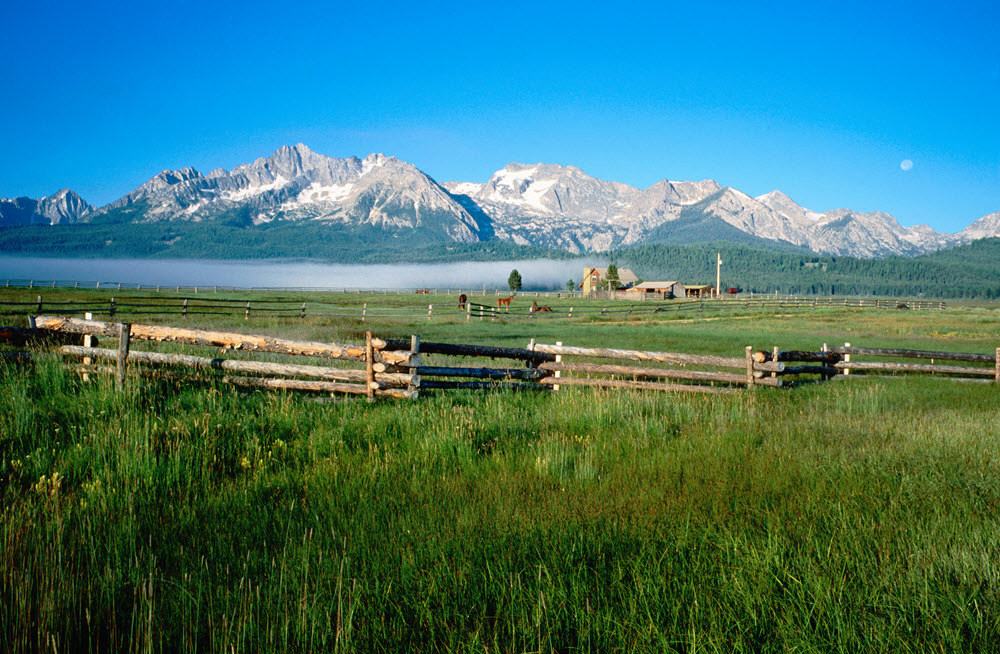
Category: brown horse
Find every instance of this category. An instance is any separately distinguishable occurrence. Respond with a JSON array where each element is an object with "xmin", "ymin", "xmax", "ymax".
[
  {"xmin": 497, "ymin": 296, "xmax": 514, "ymax": 311},
  {"xmin": 531, "ymin": 300, "xmax": 552, "ymax": 312},
  {"xmin": 459, "ymin": 293, "xmax": 468, "ymax": 309}
]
